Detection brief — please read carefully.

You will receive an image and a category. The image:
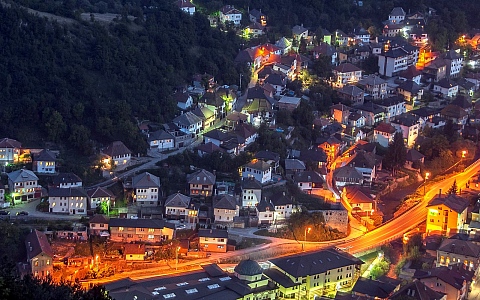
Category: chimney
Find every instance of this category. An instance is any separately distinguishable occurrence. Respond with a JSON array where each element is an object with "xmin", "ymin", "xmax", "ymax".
[{"xmin": 439, "ymin": 189, "xmax": 442, "ymax": 197}]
